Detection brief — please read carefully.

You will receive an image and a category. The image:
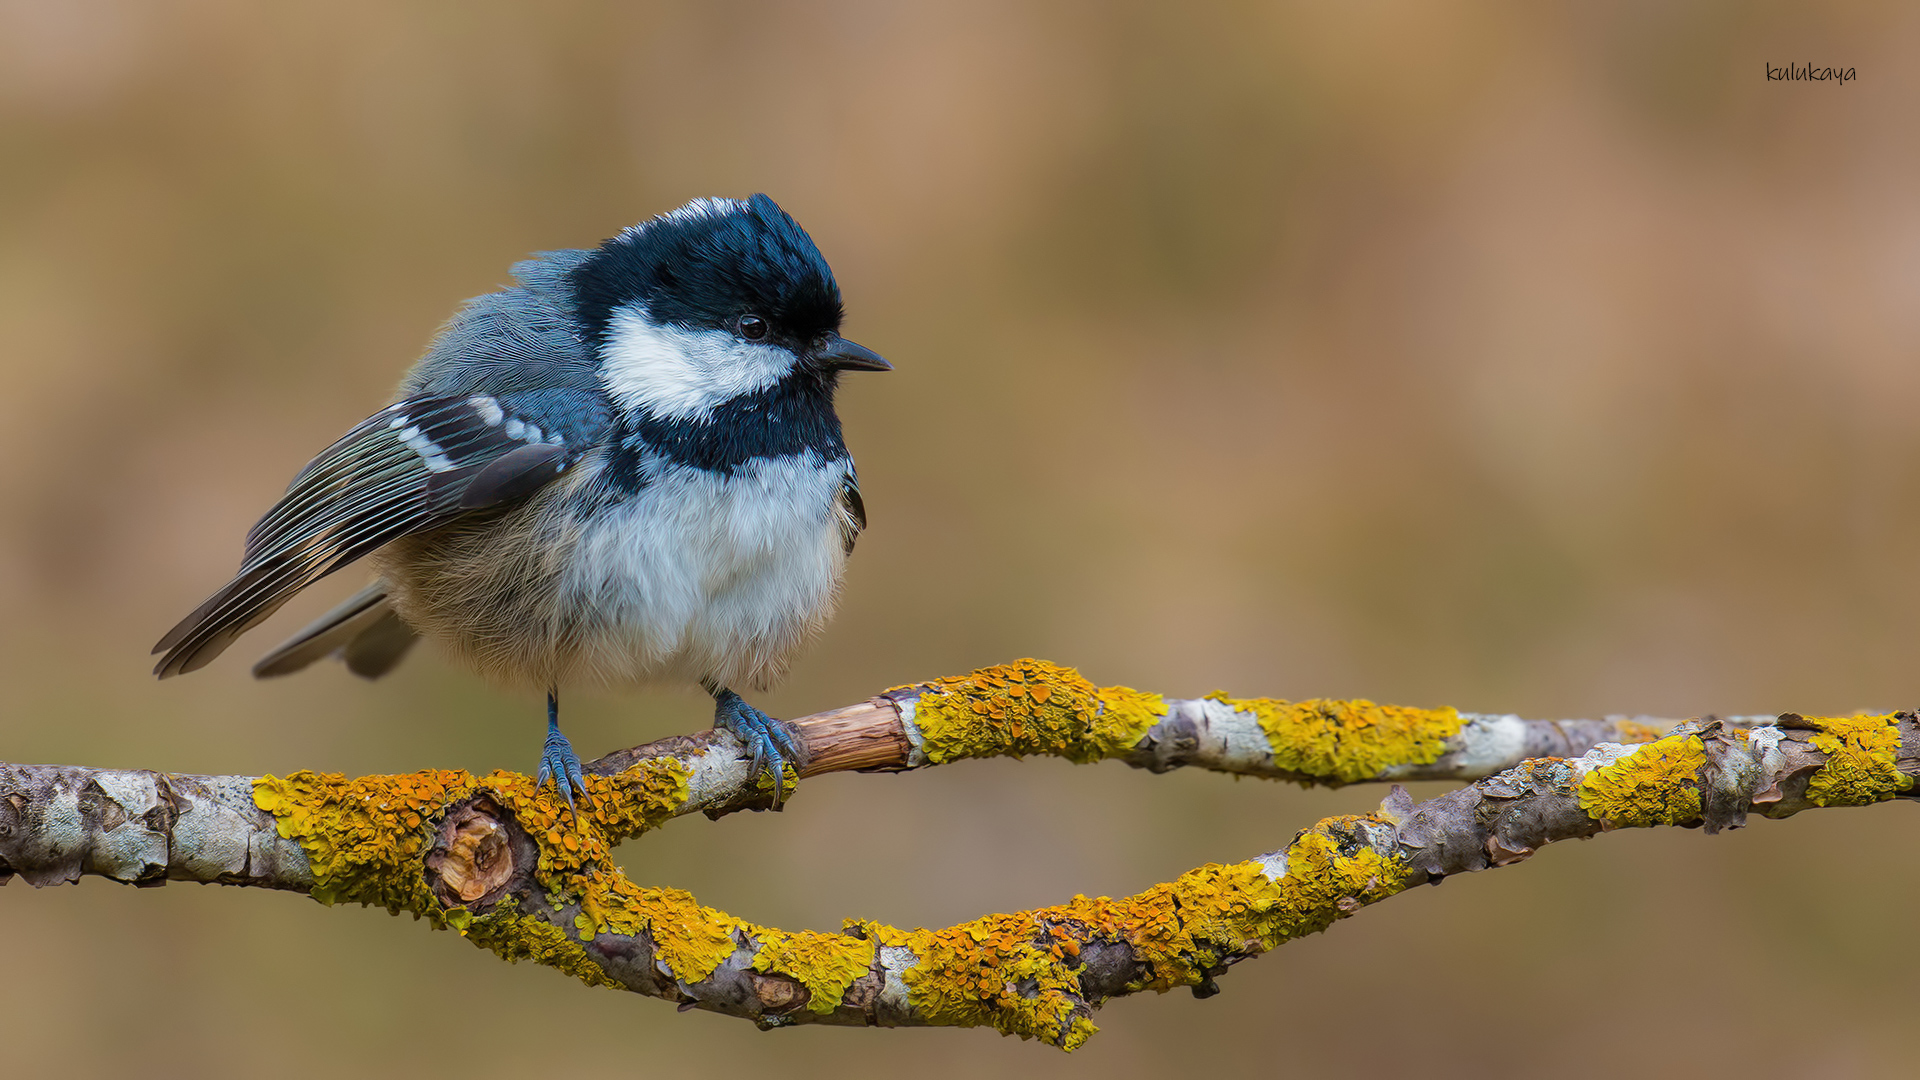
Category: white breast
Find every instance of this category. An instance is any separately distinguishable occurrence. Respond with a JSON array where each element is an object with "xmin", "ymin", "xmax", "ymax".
[{"xmin": 558, "ymin": 450, "xmax": 852, "ymax": 691}]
